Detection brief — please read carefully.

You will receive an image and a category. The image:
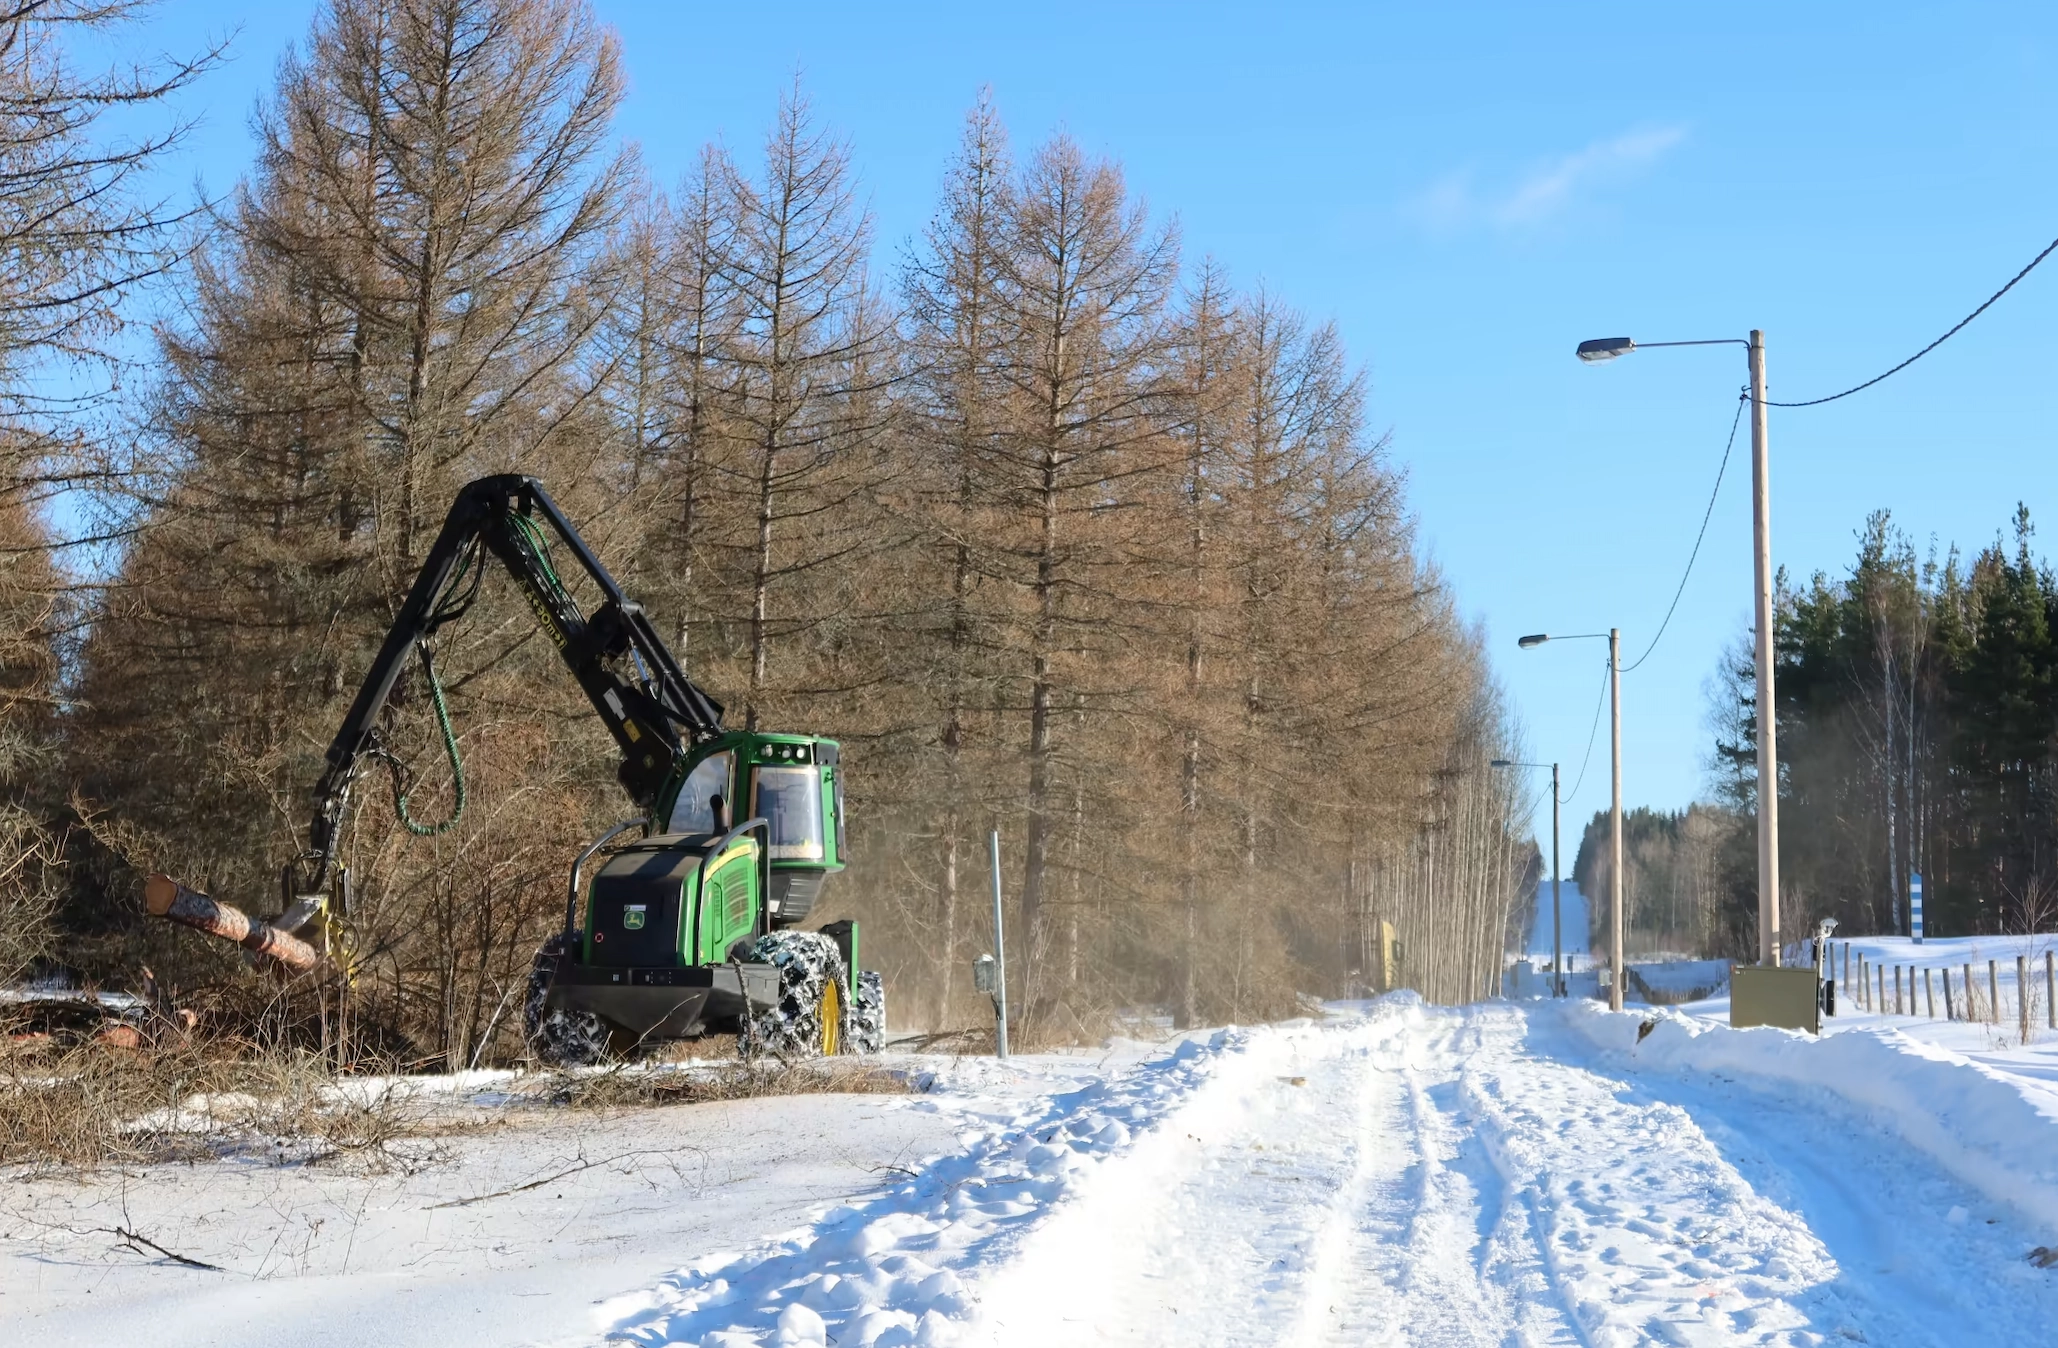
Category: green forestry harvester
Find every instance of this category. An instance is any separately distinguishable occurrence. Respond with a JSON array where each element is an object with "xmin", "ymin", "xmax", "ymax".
[{"xmin": 266, "ymin": 474, "xmax": 882, "ymax": 1063}]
